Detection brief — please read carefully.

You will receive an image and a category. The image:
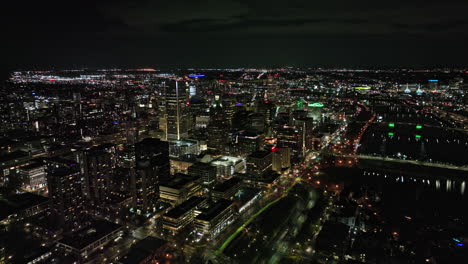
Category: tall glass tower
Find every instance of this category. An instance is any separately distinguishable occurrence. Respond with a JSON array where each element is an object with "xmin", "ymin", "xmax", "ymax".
[{"xmin": 165, "ymin": 81, "xmax": 189, "ymax": 140}]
